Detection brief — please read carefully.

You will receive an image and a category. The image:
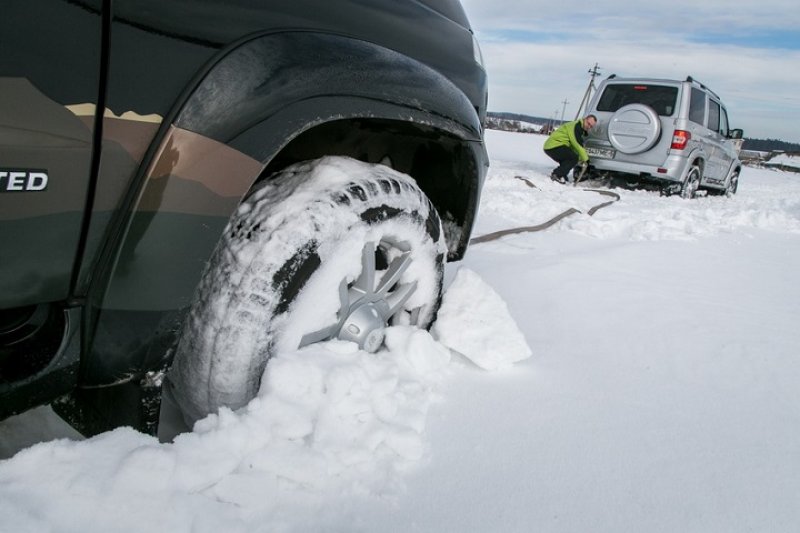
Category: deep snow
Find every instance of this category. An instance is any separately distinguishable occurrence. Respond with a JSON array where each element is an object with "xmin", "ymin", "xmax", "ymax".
[{"xmin": 2, "ymin": 130, "xmax": 800, "ymax": 532}]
